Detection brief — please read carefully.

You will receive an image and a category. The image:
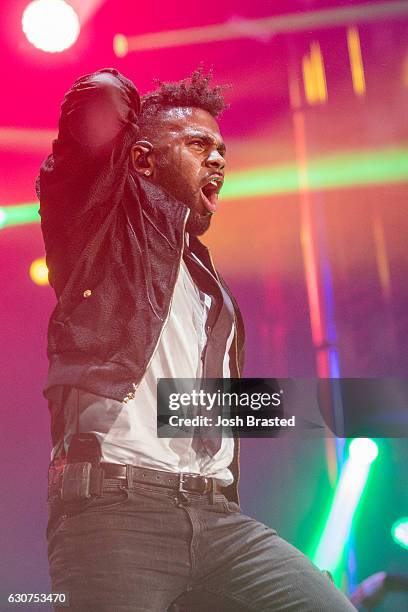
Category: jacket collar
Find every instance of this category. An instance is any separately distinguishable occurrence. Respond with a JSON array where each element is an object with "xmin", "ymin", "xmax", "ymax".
[
  {"xmin": 136, "ymin": 175, "xmax": 216, "ymax": 274},
  {"xmin": 136, "ymin": 175, "xmax": 189, "ymax": 250},
  {"xmin": 188, "ymin": 234, "xmax": 218, "ymax": 278}
]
